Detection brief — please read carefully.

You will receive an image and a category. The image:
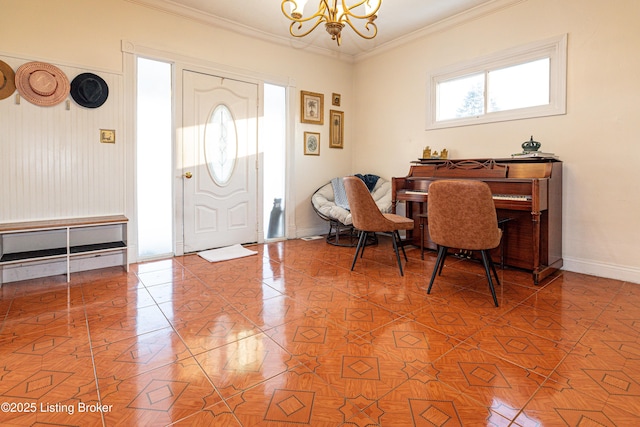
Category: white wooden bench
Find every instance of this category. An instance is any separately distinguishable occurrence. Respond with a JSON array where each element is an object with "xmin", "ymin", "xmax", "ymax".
[{"xmin": 0, "ymin": 215, "xmax": 128, "ymax": 286}]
